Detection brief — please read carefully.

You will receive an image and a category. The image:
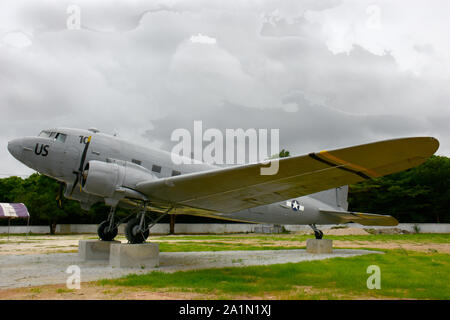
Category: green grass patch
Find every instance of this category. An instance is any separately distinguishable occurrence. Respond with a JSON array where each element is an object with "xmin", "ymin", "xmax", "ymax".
[
  {"xmin": 150, "ymin": 233, "xmax": 450, "ymax": 243},
  {"xmin": 55, "ymin": 288, "xmax": 75, "ymax": 294},
  {"xmin": 324, "ymin": 233, "xmax": 450, "ymax": 243},
  {"xmin": 2, "ymin": 232, "xmax": 448, "ymax": 244},
  {"xmin": 151, "ymin": 233, "xmax": 450, "ymax": 253},
  {"xmin": 157, "ymin": 242, "xmax": 304, "ymax": 252},
  {"xmin": 99, "ymin": 250, "xmax": 450, "ymax": 299}
]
